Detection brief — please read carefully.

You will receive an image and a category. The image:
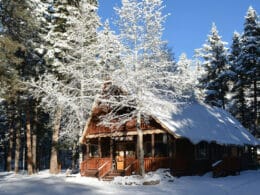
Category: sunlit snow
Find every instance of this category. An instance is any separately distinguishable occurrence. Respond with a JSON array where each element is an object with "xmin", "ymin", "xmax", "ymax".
[
  {"xmin": 152, "ymin": 102, "xmax": 259, "ymax": 146},
  {"xmin": 1, "ymin": 169, "xmax": 260, "ymax": 195}
]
